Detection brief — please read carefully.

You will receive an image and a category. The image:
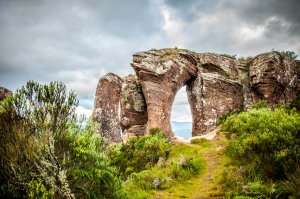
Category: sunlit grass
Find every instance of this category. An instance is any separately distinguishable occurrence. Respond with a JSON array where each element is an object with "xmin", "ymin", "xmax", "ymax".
[{"xmin": 124, "ymin": 133, "xmax": 229, "ymax": 198}]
